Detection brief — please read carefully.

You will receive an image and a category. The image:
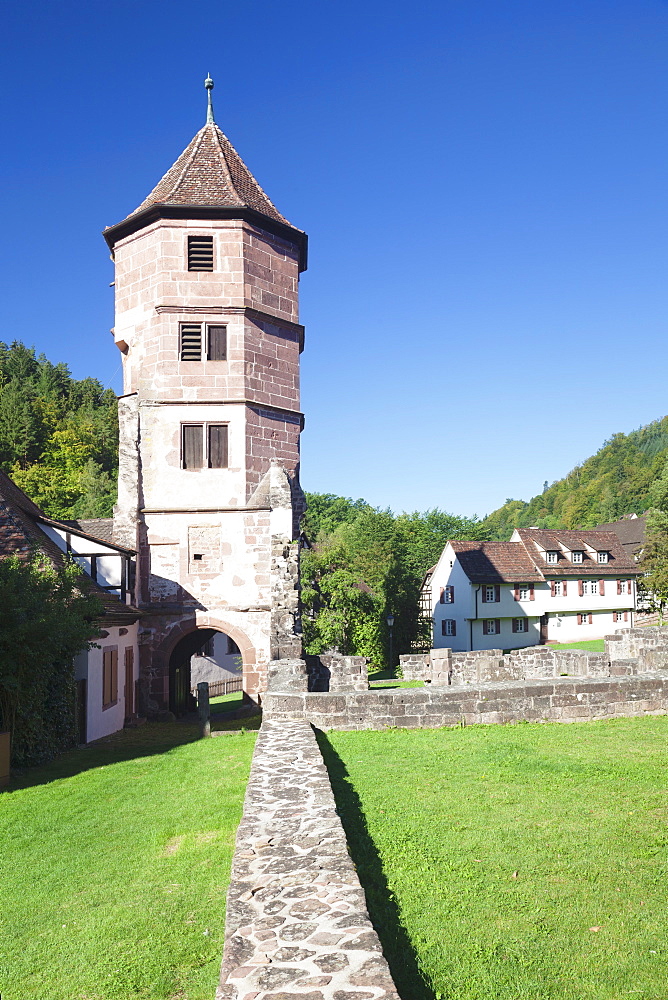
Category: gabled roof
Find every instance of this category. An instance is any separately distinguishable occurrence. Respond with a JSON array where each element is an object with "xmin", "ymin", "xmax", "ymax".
[
  {"xmin": 592, "ymin": 515, "xmax": 647, "ymax": 557},
  {"xmin": 127, "ymin": 123, "xmax": 291, "ymax": 225},
  {"xmin": 515, "ymin": 528, "xmax": 641, "ymax": 577},
  {"xmin": 450, "ymin": 541, "xmax": 544, "ymax": 583},
  {"xmin": 0, "ymin": 470, "xmax": 140, "ymax": 625}
]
